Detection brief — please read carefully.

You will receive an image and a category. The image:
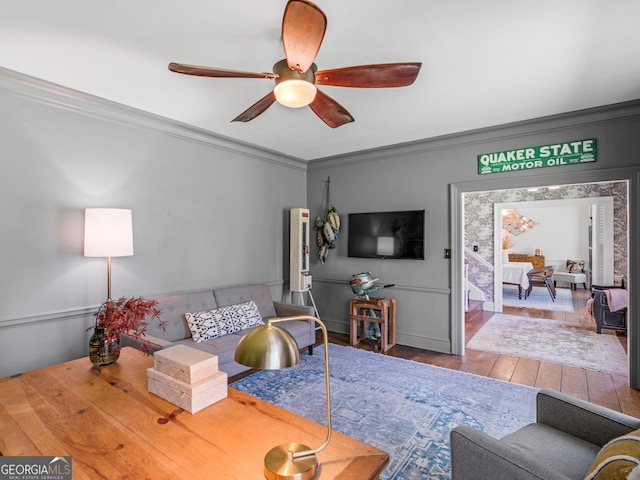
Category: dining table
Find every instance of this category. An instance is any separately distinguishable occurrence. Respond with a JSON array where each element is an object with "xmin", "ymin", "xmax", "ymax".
[{"xmin": 502, "ymin": 261, "xmax": 534, "ymax": 298}]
